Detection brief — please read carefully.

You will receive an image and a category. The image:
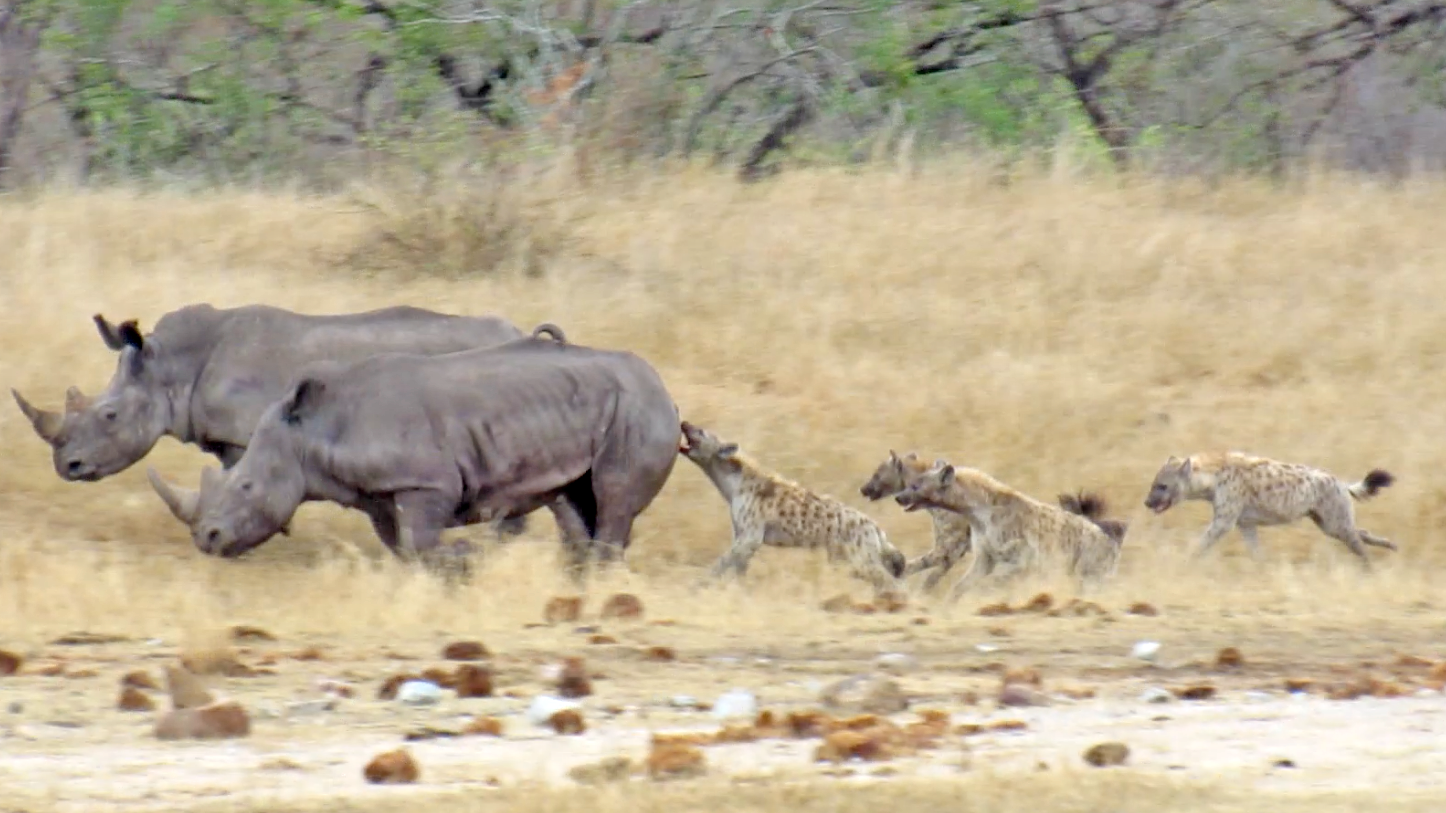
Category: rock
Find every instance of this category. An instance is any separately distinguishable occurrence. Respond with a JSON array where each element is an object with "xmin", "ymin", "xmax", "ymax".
[
  {"xmin": 378, "ymin": 673, "xmax": 419, "ymax": 700},
  {"xmin": 442, "ymin": 641, "xmax": 488, "ymax": 661},
  {"xmin": 180, "ymin": 649, "xmax": 253, "ymax": 677},
  {"xmin": 363, "ymin": 748, "xmax": 419, "ymax": 784},
  {"xmin": 1173, "ymin": 684, "xmax": 1217, "ymax": 701},
  {"xmin": 1001, "ymin": 666, "xmax": 1042, "ymax": 688},
  {"xmin": 1140, "ymin": 687, "xmax": 1174, "ymax": 704},
  {"xmin": 421, "ymin": 667, "xmax": 457, "ymax": 689},
  {"xmin": 229, "ymin": 625, "xmax": 276, "ymax": 642},
  {"xmin": 998, "ymin": 684, "xmax": 1050, "ymax": 707},
  {"xmin": 397, "ymin": 680, "xmax": 443, "ymax": 706},
  {"xmin": 164, "ymin": 665, "xmax": 215, "ymax": 710},
  {"xmin": 820, "ymin": 675, "xmax": 908, "ymax": 715},
  {"xmin": 569, "ymin": 756, "xmax": 633, "ymax": 785},
  {"xmin": 600, "ymin": 593, "xmax": 645, "ymax": 620},
  {"xmin": 121, "ymin": 670, "xmax": 159, "ymax": 691},
  {"xmin": 710, "ymin": 689, "xmax": 758, "ymax": 720},
  {"xmin": 285, "ymin": 699, "xmax": 337, "ymax": 716},
  {"xmin": 670, "ymin": 695, "xmax": 699, "ymax": 709},
  {"xmin": 154, "ymin": 701, "xmax": 251, "ymax": 740},
  {"xmin": 1126, "ymin": 602, "xmax": 1159, "ymax": 616},
  {"xmin": 1214, "ymin": 647, "xmax": 1244, "ymax": 670},
  {"xmin": 527, "ymin": 695, "xmax": 581, "ymax": 726},
  {"xmin": 588, "ymin": 634, "xmax": 619, "ymax": 645},
  {"xmin": 463, "ymin": 716, "xmax": 504, "ymax": 736},
  {"xmin": 1131, "ymin": 641, "xmax": 1161, "ymax": 662},
  {"xmin": 974, "ymin": 644, "xmax": 1000, "ymax": 653},
  {"xmin": 1022, "ymin": 592, "xmax": 1054, "ymax": 612},
  {"xmin": 316, "ymin": 679, "xmax": 355, "ymax": 699},
  {"xmin": 1284, "ymin": 678, "xmax": 1314, "ymax": 694},
  {"xmin": 874, "ymin": 653, "xmax": 917, "ymax": 675},
  {"xmin": 454, "ymin": 664, "xmax": 493, "ymax": 698},
  {"xmin": 0, "ymin": 650, "xmax": 21, "ymax": 676},
  {"xmin": 548, "ymin": 709, "xmax": 586, "ymax": 735},
  {"xmin": 815, "ymin": 730, "xmax": 892, "ymax": 763},
  {"xmin": 118, "ymin": 687, "xmax": 155, "ymax": 712},
  {"xmin": 977, "ymin": 602, "xmax": 1014, "ymax": 616},
  {"xmin": 1083, "ymin": 741, "xmax": 1129, "ymax": 767},
  {"xmin": 290, "ymin": 647, "xmax": 326, "ymax": 661},
  {"xmin": 50, "ymin": 632, "xmax": 129, "ymax": 645},
  {"xmin": 647, "ymin": 741, "xmax": 706, "ymax": 780},
  {"xmin": 642, "ymin": 646, "xmax": 676, "ymax": 662},
  {"xmin": 557, "ymin": 657, "xmax": 592, "ymax": 698},
  {"xmin": 544, "ymin": 596, "xmax": 584, "ymax": 624}
]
